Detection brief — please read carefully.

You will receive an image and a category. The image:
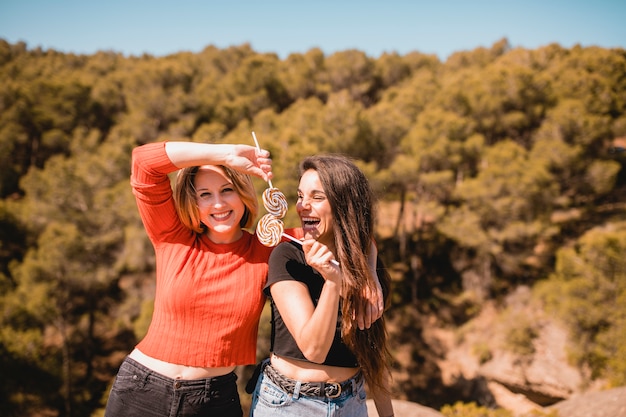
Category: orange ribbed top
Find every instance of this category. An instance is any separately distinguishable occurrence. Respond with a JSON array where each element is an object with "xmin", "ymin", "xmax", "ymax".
[{"xmin": 130, "ymin": 142, "xmax": 273, "ymax": 367}]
